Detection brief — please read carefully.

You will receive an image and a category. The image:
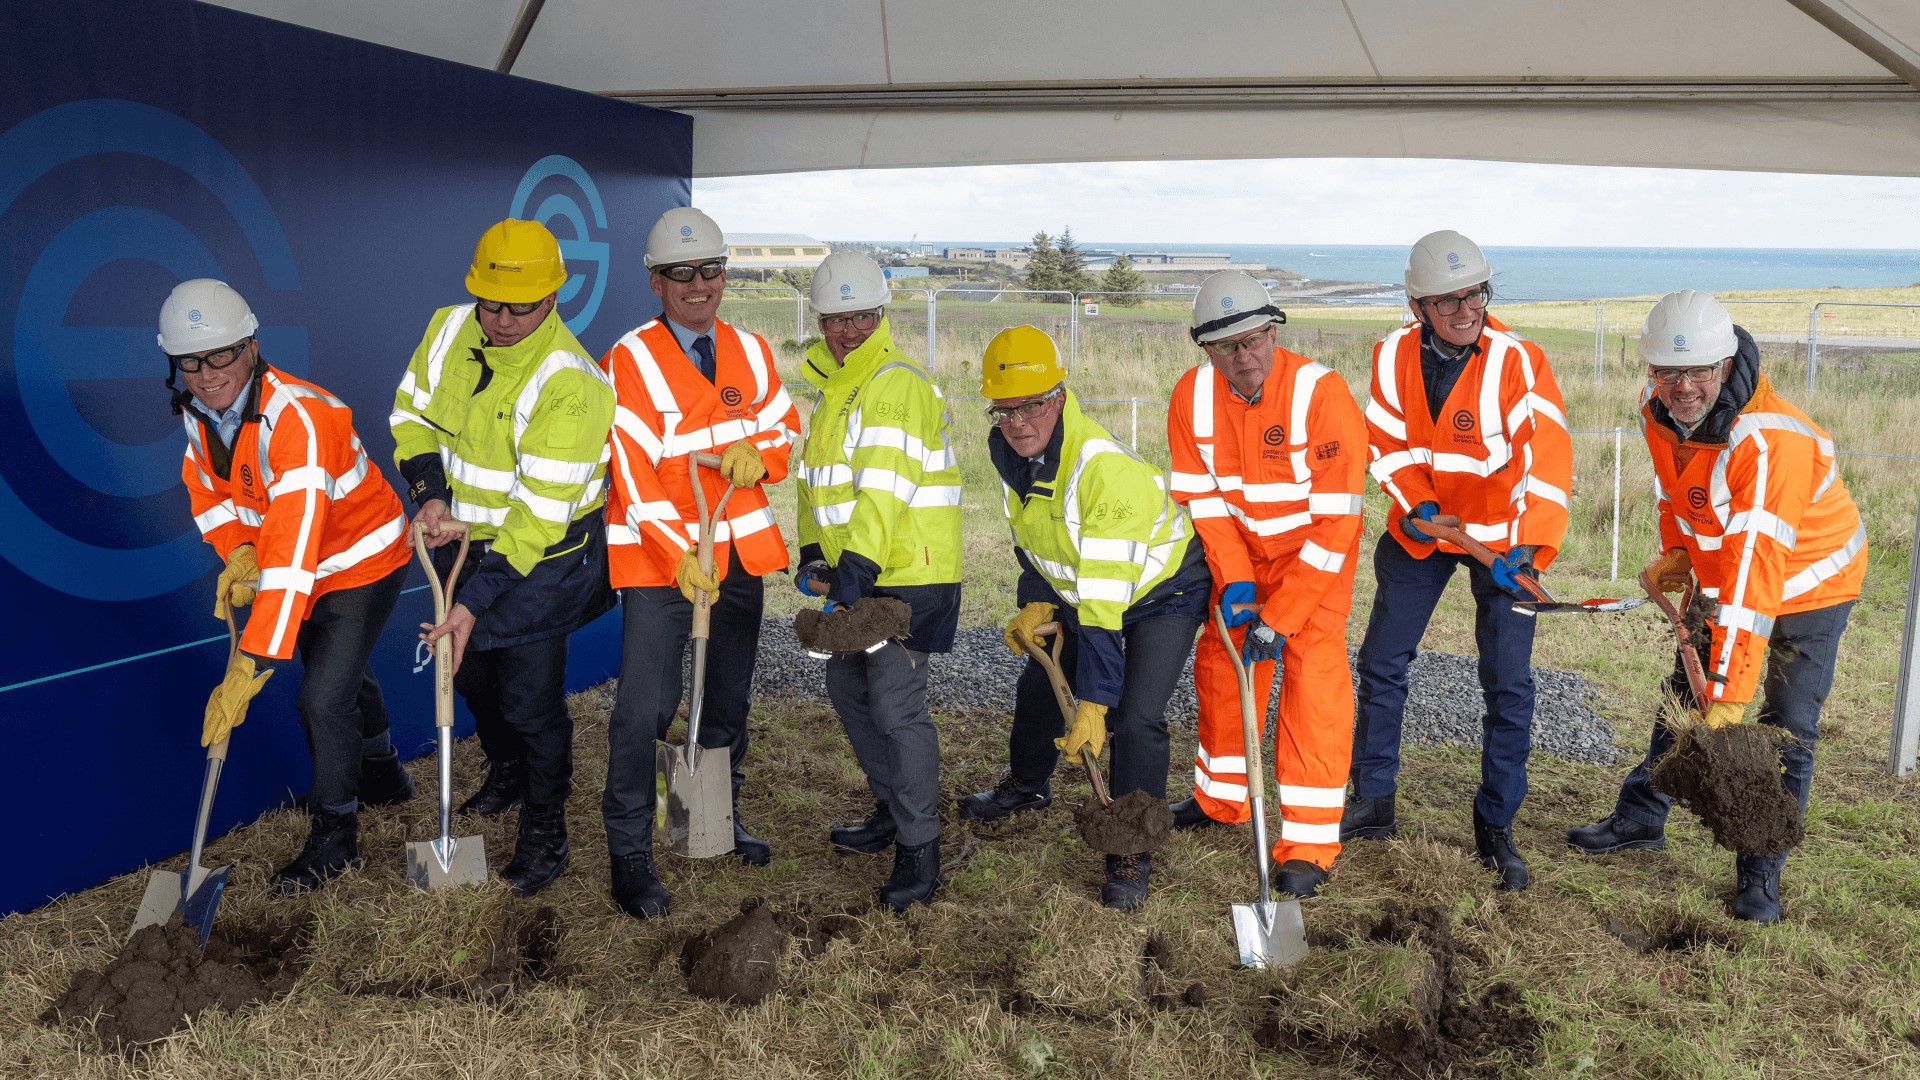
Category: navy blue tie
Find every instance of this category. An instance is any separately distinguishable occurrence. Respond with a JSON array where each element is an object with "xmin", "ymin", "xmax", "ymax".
[{"xmin": 692, "ymin": 335, "xmax": 716, "ymax": 382}]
